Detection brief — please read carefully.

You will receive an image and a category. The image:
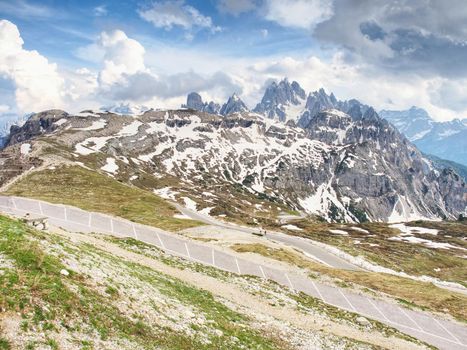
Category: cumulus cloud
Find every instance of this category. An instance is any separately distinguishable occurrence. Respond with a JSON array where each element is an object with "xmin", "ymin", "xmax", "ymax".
[
  {"xmin": 238, "ymin": 53, "xmax": 460, "ymax": 121},
  {"xmin": 74, "ymin": 28, "xmax": 242, "ymax": 106},
  {"xmin": 0, "ymin": 20, "xmax": 64, "ymax": 114},
  {"xmin": 97, "ymin": 30, "xmax": 146, "ymax": 87},
  {"xmin": 138, "ymin": 0, "xmax": 221, "ymax": 33},
  {"xmin": 217, "ymin": 0, "xmax": 258, "ymax": 16},
  {"xmin": 263, "ymin": 0, "xmax": 333, "ymax": 30},
  {"xmin": 107, "ymin": 70, "xmax": 242, "ymax": 102}
]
